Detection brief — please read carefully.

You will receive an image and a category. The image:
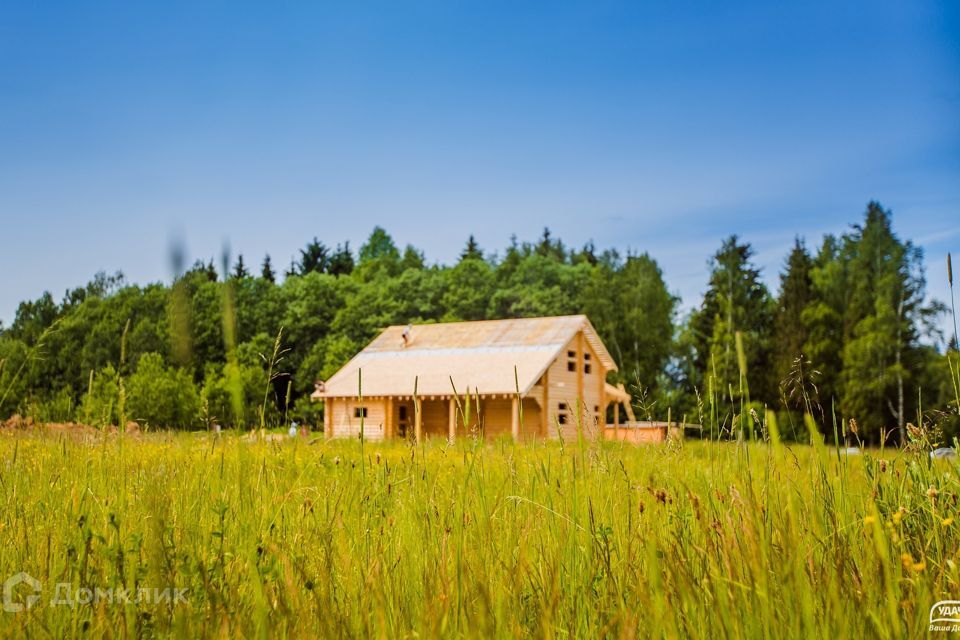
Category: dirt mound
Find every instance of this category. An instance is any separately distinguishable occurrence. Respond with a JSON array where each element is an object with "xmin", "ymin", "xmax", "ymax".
[
  {"xmin": 2, "ymin": 414, "xmax": 34, "ymax": 429},
  {"xmin": 1, "ymin": 415, "xmax": 104, "ymax": 436}
]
